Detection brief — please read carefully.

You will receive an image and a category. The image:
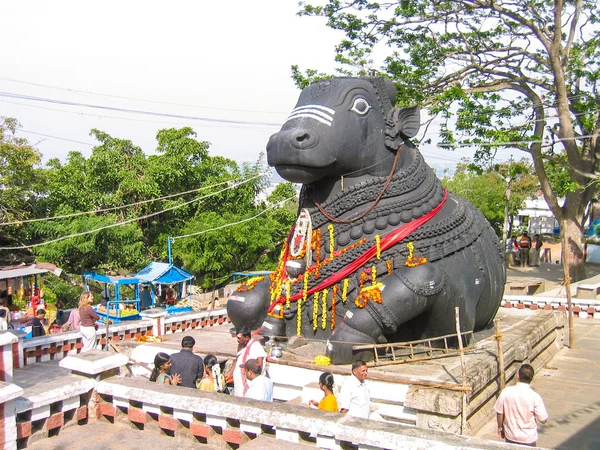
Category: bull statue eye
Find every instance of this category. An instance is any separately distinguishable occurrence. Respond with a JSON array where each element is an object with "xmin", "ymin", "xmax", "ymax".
[{"xmin": 351, "ymin": 98, "xmax": 372, "ymax": 115}]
